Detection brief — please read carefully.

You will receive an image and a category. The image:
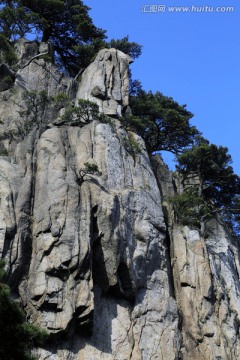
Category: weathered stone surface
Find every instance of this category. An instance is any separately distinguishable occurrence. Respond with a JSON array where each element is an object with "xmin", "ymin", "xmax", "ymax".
[
  {"xmin": 0, "ymin": 121, "xmax": 179, "ymax": 359},
  {"xmin": 155, "ymin": 155, "xmax": 240, "ymax": 360},
  {"xmin": 0, "ymin": 40, "xmax": 240, "ymax": 360},
  {"xmin": 0, "ymin": 39, "xmax": 77, "ymax": 152},
  {"xmin": 76, "ymin": 48, "xmax": 132, "ymax": 117}
]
